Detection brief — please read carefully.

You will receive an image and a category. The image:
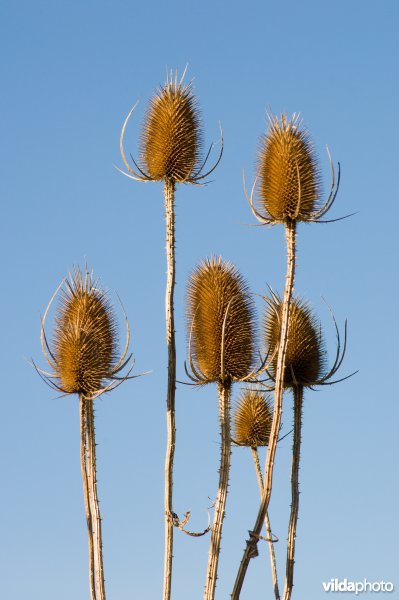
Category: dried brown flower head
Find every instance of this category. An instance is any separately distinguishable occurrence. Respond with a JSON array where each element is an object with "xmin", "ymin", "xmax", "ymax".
[
  {"xmin": 257, "ymin": 113, "xmax": 322, "ymax": 223},
  {"xmin": 119, "ymin": 70, "xmax": 223, "ymax": 185},
  {"xmin": 186, "ymin": 257, "xmax": 256, "ymax": 384},
  {"xmin": 233, "ymin": 389, "xmax": 273, "ymax": 447},
  {"xmin": 264, "ymin": 293, "xmax": 326, "ymax": 388},
  {"xmin": 37, "ymin": 267, "xmax": 133, "ymax": 398},
  {"xmin": 140, "ymin": 77, "xmax": 202, "ymax": 182}
]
